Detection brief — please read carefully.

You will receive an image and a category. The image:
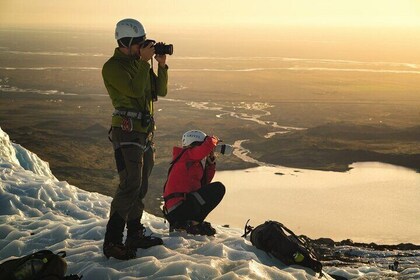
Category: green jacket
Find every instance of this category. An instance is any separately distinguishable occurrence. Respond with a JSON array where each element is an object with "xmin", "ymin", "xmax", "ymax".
[{"xmin": 102, "ymin": 48, "xmax": 168, "ymax": 132}]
